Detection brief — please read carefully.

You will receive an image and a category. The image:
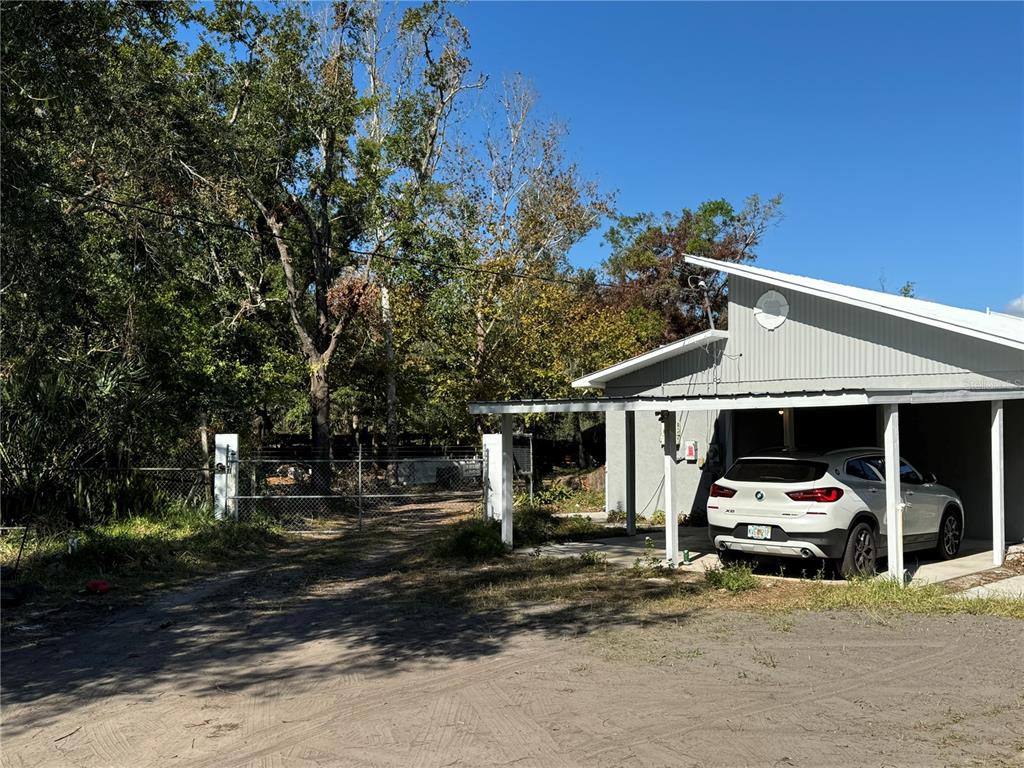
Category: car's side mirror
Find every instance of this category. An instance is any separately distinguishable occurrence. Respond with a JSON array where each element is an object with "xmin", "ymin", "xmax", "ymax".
[{"xmin": 924, "ymin": 472, "xmax": 937, "ymax": 484}]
